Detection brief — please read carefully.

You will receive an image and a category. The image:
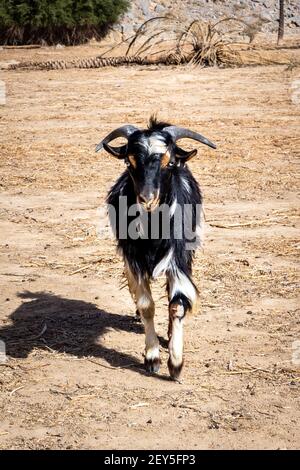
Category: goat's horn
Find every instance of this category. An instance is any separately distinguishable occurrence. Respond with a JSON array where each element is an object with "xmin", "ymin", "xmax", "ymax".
[
  {"xmin": 163, "ymin": 126, "xmax": 217, "ymax": 150},
  {"xmin": 96, "ymin": 125, "xmax": 139, "ymax": 152}
]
